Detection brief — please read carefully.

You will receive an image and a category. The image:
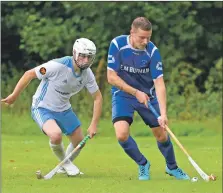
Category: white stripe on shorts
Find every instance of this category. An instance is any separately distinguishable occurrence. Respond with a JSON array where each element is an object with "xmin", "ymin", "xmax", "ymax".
[{"xmin": 33, "ymin": 108, "xmax": 44, "ymax": 127}]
